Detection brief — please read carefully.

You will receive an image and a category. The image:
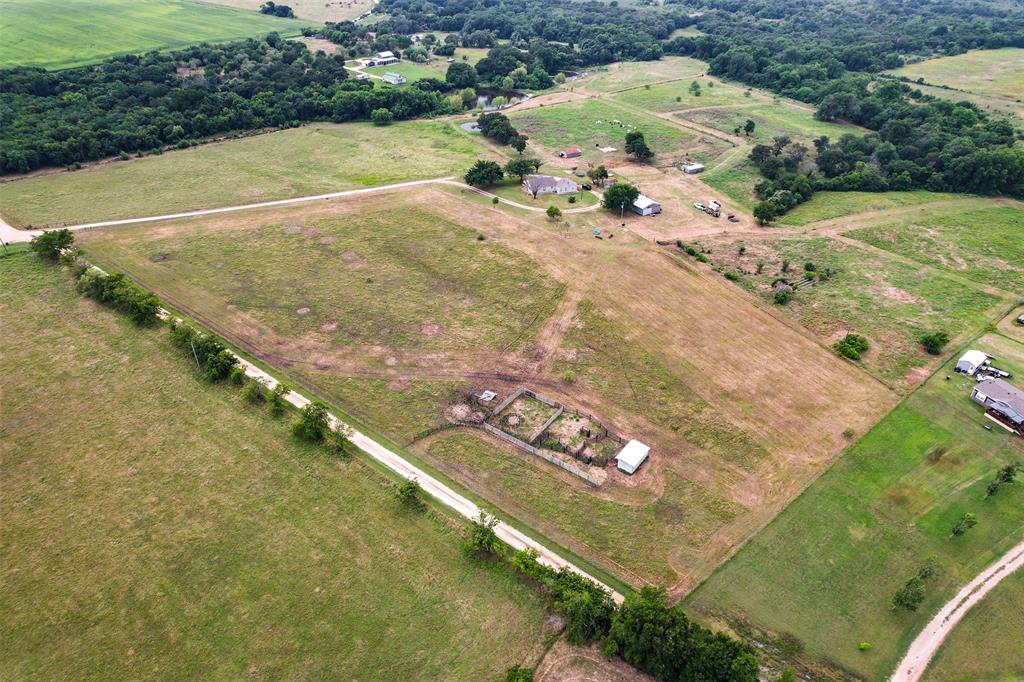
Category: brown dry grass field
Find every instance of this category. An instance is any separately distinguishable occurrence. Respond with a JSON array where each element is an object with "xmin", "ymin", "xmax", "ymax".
[{"xmin": 78, "ymin": 185, "xmax": 894, "ymax": 594}]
